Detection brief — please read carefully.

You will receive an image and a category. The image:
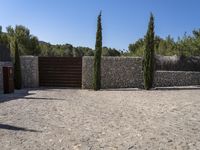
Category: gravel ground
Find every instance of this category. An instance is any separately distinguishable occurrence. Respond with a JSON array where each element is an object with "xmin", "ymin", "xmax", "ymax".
[{"xmin": 0, "ymin": 88, "xmax": 200, "ymax": 150}]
